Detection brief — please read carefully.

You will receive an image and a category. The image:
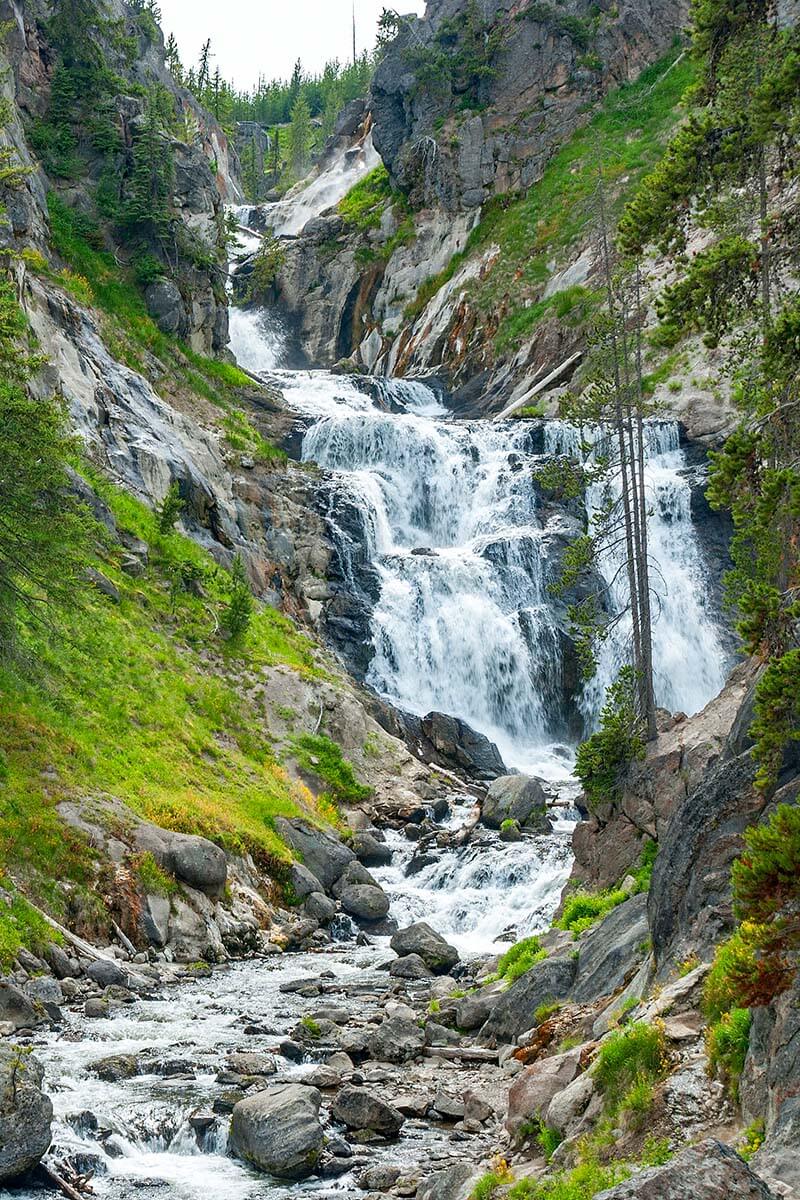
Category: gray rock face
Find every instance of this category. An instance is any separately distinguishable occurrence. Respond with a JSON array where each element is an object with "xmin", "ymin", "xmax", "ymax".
[
  {"xmin": 0, "ymin": 1044, "xmax": 53, "ymax": 1182},
  {"xmin": 648, "ymin": 752, "xmax": 766, "ymax": 971},
  {"xmin": 305, "ymin": 891, "xmax": 337, "ymax": 923},
  {"xmin": 338, "ymin": 883, "xmax": 390, "ymax": 921},
  {"xmin": 145, "ymin": 280, "xmax": 186, "ymax": 338},
  {"xmin": 290, "ymin": 862, "xmax": 325, "ymax": 899},
  {"xmin": 0, "ymin": 981, "xmax": 42, "ymax": 1030},
  {"xmin": 482, "ymin": 775, "xmax": 549, "ymax": 830},
  {"xmin": 389, "ymin": 953, "xmax": 434, "ymax": 980},
  {"xmin": 368, "ymin": 1013, "xmax": 426, "ymax": 1064},
  {"xmin": 330, "ymin": 1086, "xmax": 404, "ymax": 1135},
  {"xmin": 372, "ymin": 0, "xmax": 688, "ymax": 213},
  {"xmin": 390, "ymin": 923, "xmax": 459, "ymax": 973},
  {"xmin": 743, "ymin": 975, "xmax": 800, "ymax": 1196},
  {"xmin": 415, "ymin": 711, "xmax": 507, "ymax": 780},
  {"xmin": 274, "ymin": 818, "xmax": 356, "ymax": 890},
  {"xmin": 478, "ymin": 956, "xmax": 577, "ymax": 1045},
  {"xmin": 416, "ymin": 1162, "xmax": 480, "ymax": 1200},
  {"xmin": 593, "ymin": 1139, "xmax": 779, "ymax": 1199},
  {"xmin": 229, "ymin": 1084, "xmax": 324, "ymax": 1179},
  {"xmin": 455, "ymin": 985, "xmax": 502, "ymax": 1031},
  {"xmin": 571, "ymin": 893, "xmax": 649, "ymax": 1004}
]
